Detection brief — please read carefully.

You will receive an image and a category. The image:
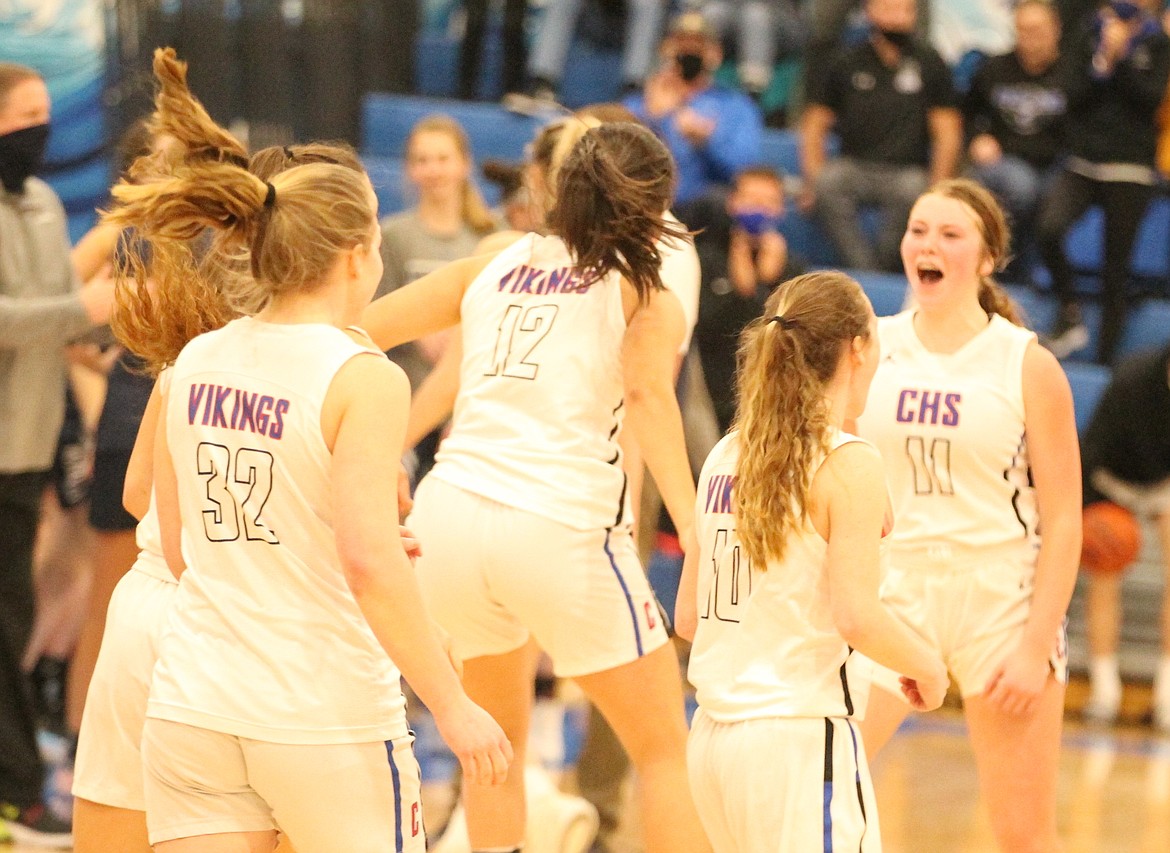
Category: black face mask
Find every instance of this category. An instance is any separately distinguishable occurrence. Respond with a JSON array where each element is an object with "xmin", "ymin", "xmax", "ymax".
[
  {"xmin": 0, "ymin": 123, "xmax": 50, "ymax": 193},
  {"xmin": 877, "ymin": 28, "xmax": 914, "ymax": 50},
  {"xmin": 676, "ymin": 52, "xmax": 705, "ymax": 82}
]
